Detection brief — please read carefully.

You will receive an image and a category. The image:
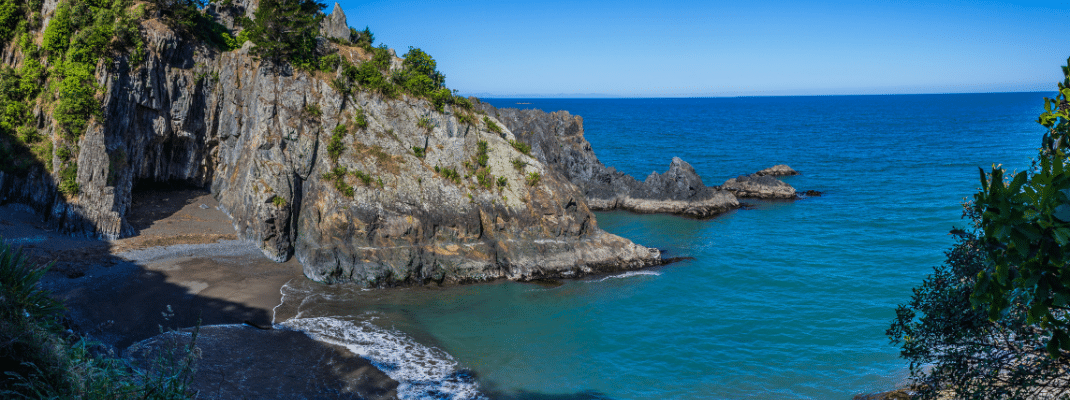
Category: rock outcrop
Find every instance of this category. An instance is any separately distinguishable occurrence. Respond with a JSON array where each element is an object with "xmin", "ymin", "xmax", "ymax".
[
  {"xmin": 320, "ymin": 3, "xmax": 350, "ymax": 42},
  {"xmin": 473, "ymin": 102, "xmax": 739, "ymax": 218},
  {"xmin": 0, "ymin": 3, "xmax": 661, "ymax": 286}
]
